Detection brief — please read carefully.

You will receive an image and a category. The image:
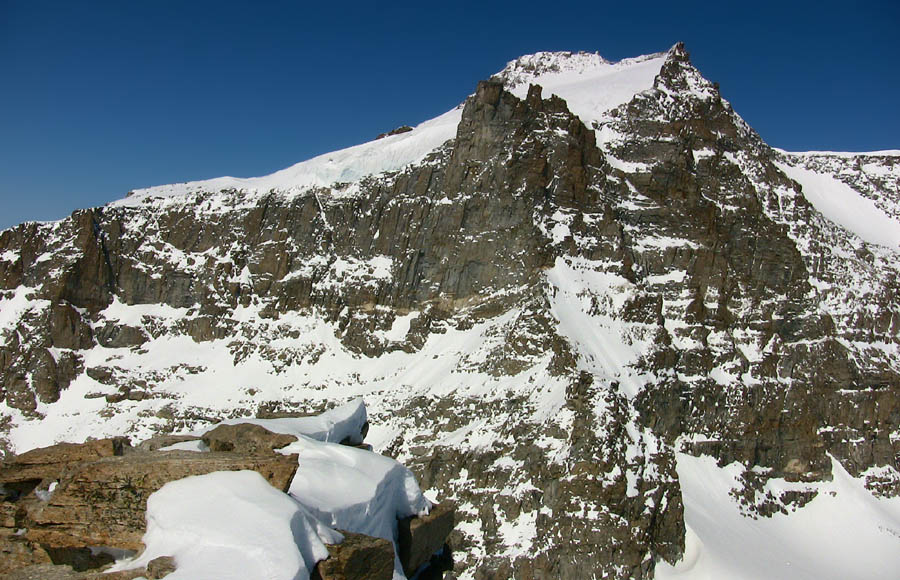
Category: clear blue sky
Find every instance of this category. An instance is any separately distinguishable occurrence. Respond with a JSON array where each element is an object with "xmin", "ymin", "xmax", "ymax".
[{"xmin": 1, "ymin": 0, "xmax": 897, "ymax": 230}]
